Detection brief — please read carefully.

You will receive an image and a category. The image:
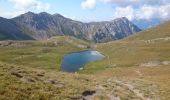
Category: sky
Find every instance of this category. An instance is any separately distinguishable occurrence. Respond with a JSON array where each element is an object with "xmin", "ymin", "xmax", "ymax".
[{"xmin": 0, "ymin": 0, "xmax": 170, "ymax": 28}]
